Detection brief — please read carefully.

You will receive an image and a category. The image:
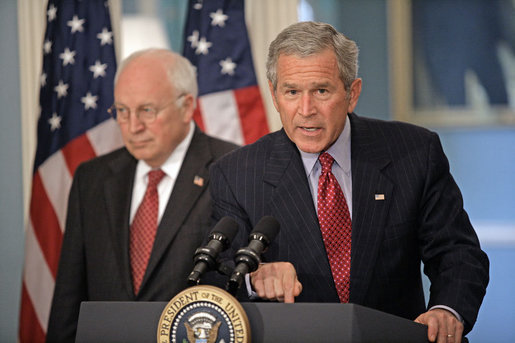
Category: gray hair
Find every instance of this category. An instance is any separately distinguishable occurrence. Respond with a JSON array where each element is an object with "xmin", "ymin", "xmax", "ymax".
[
  {"xmin": 266, "ymin": 21, "xmax": 359, "ymax": 91},
  {"xmin": 114, "ymin": 48, "xmax": 198, "ymax": 104}
]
